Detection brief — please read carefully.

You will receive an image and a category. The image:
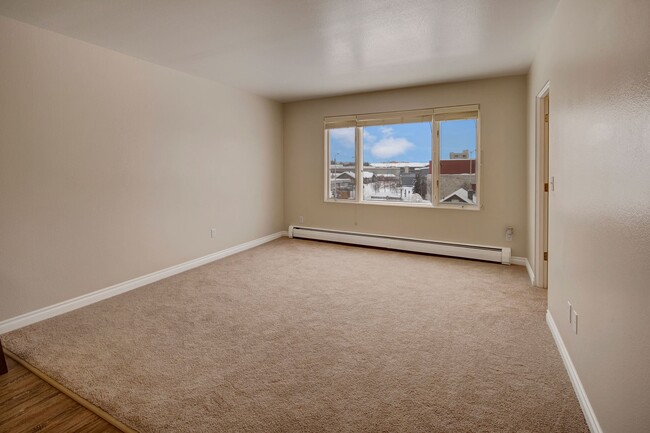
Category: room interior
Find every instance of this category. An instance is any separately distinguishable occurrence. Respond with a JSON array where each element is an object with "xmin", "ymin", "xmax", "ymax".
[{"xmin": 0, "ymin": 1, "xmax": 648, "ymax": 432}]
